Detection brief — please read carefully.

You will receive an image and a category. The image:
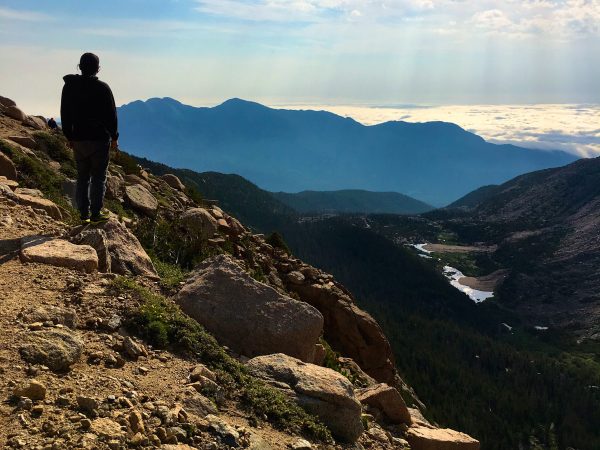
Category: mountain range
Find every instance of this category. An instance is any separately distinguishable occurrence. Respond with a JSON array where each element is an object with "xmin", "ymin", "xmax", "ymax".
[
  {"xmin": 271, "ymin": 189, "xmax": 433, "ymax": 215},
  {"xmin": 440, "ymin": 155, "xmax": 600, "ymax": 337},
  {"xmin": 117, "ymin": 97, "xmax": 577, "ymax": 206}
]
